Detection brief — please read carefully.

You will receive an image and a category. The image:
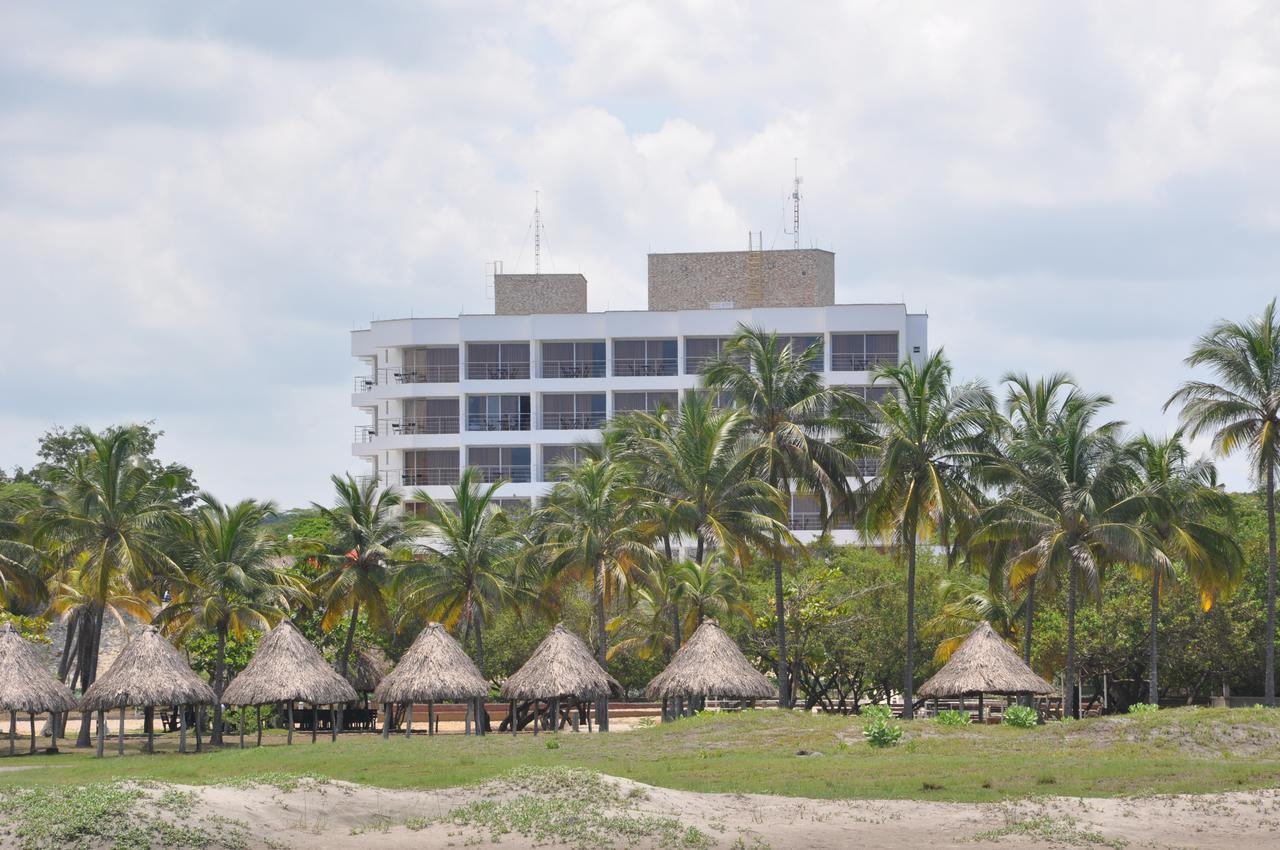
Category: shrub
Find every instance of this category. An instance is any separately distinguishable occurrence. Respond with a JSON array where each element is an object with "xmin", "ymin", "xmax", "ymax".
[
  {"xmin": 1002, "ymin": 705, "xmax": 1038, "ymax": 728},
  {"xmin": 1127, "ymin": 702, "xmax": 1159, "ymax": 715},
  {"xmin": 863, "ymin": 718, "xmax": 904, "ymax": 748},
  {"xmin": 860, "ymin": 703, "xmax": 894, "ymax": 721},
  {"xmin": 935, "ymin": 709, "xmax": 971, "ymax": 727}
]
